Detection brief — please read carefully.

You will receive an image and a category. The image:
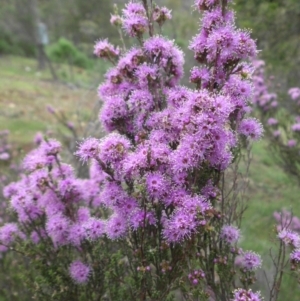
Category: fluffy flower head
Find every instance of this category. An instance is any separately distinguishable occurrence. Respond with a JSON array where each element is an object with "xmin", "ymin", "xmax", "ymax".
[{"xmin": 69, "ymin": 260, "xmax": 91, "ymax": 284}]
